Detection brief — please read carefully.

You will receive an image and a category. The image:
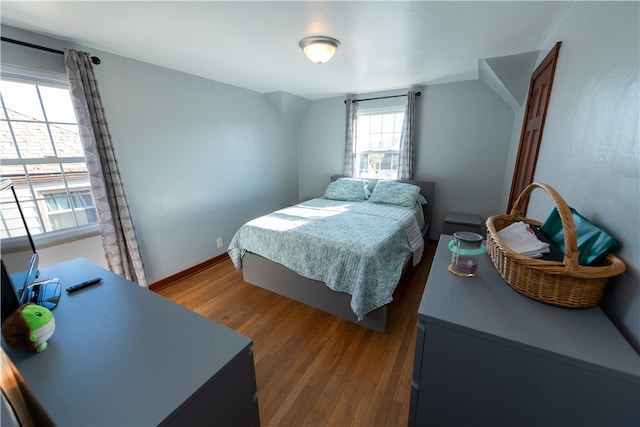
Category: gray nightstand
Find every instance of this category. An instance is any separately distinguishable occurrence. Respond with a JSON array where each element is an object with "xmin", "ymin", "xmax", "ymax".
[
  {"xmin": 443, "ymin": 211, "xmax": 483, "ymax": 235},
  {"xmin": 409, "ymin": 235, "xmax": 640, "ymax": 427}
]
